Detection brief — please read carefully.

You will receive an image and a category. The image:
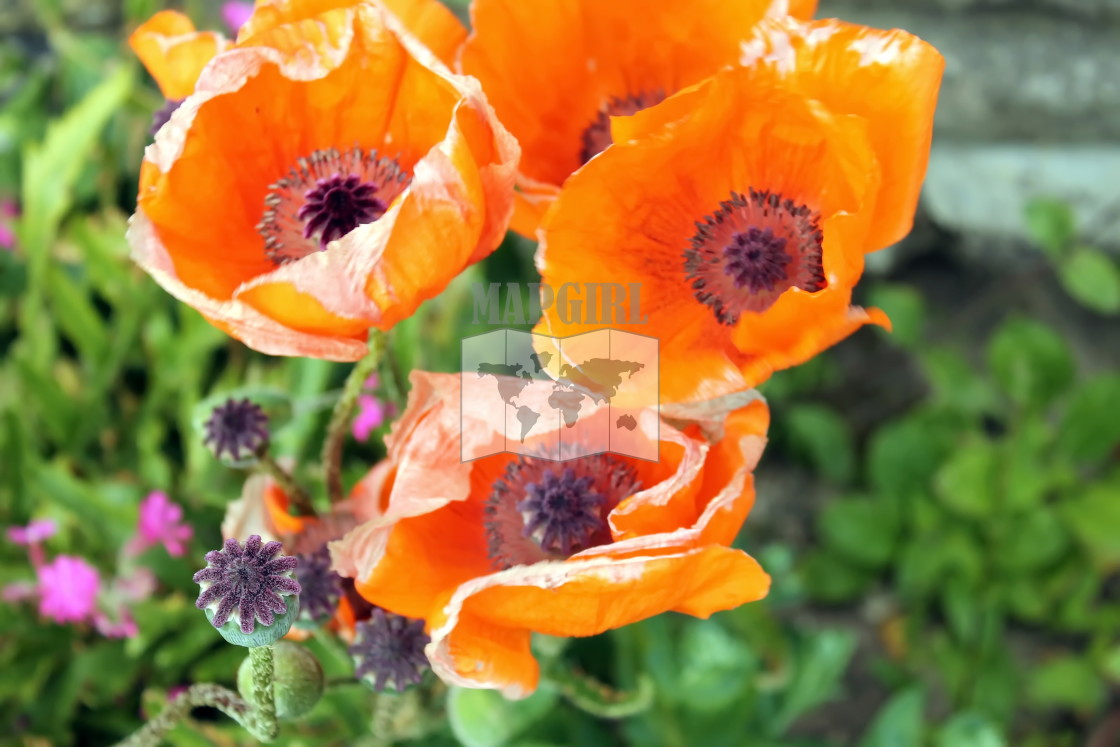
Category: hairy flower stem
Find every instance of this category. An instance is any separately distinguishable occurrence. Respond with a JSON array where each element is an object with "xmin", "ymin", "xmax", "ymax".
[
  {"xmin": 250, "ymin": 644, "xmax": 279, "ymax": 741},
  {"xmin": 256, "ymin": 451, "xmax": 316, "ymax": 517},
  {"xmin": 323, "ymin": 330, "xmax": 385, "ymax": 502},
  {"xmin": 115, "ymin": 683, "xmax": 265, "ymax": 746}
]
